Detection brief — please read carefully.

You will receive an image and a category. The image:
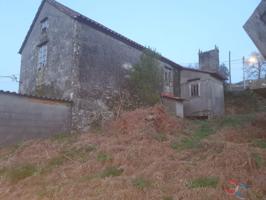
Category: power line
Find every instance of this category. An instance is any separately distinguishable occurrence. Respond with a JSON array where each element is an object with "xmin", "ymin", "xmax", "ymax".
[{"xmin": 0, "ymin": 75, "xmax": 20, "ymax": 83}]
